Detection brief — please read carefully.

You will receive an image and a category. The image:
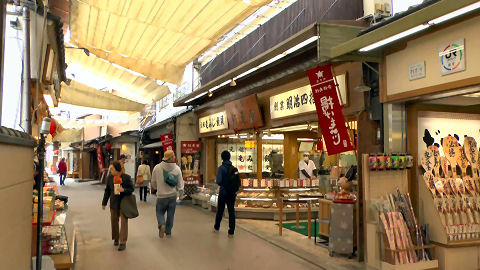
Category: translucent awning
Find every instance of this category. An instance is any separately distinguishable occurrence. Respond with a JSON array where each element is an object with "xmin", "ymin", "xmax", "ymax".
[
  {"xmin": 66, "ymin": 49, "xmax": 170, "ymax": 104},
  {"xmin": 61, "ymin": 80, "xmax": 145, "ymax": 111},
  {"xmin": 68, "ymin": 0, "xmax": 270, "ymax": 85}
]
